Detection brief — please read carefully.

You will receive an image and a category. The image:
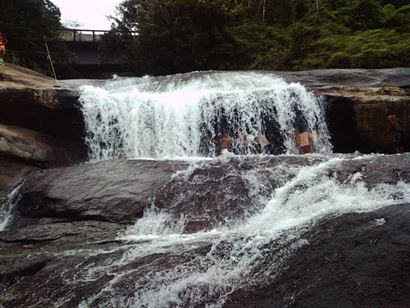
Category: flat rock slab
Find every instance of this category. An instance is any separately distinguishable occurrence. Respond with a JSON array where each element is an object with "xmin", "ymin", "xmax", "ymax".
[
  {"xmin": 0, "ymin": 154, "xmax": 409, "ymax": 307},
  {"xmin": 0, "ymin": 123, "xmax": 84, "ymax": 166},
  {"xmin": 0, "ymin": 63, "xmax": 58, "ymax": 90},
  {"xmin": 274, "ymin": 68, "xmax": 410, "ymax": 89},
  {"xmin": 7, "ymin": 159, "xmax": 189, "ymax": 229}
]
